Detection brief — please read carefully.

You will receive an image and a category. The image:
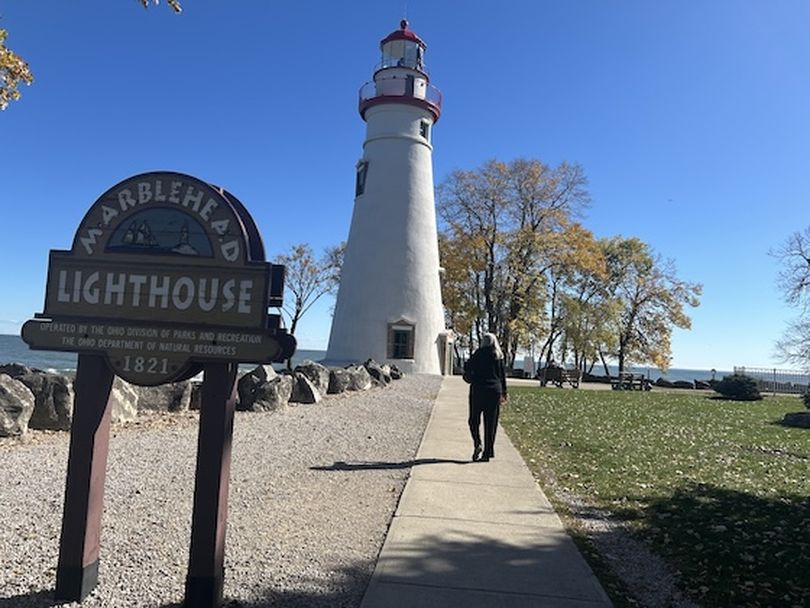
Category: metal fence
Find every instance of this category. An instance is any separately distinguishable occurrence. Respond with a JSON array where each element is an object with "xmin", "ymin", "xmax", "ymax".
[{"xmin": 733, "ymin": 366, "xmax": 810, "ymax": 395}]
